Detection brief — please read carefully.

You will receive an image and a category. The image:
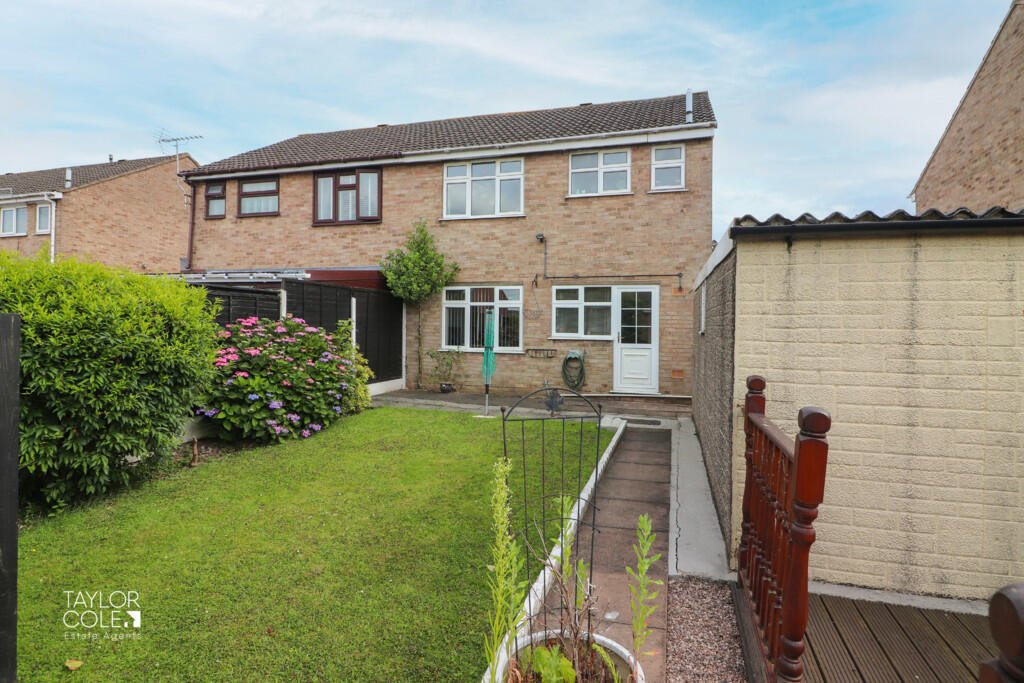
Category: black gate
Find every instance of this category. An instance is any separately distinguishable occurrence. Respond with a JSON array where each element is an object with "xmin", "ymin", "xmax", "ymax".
[{"xmin": 199, "ymin": 280, "xmax": 404, "ymax": 384}]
